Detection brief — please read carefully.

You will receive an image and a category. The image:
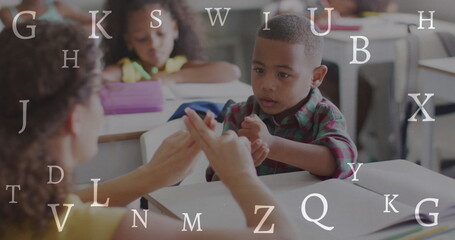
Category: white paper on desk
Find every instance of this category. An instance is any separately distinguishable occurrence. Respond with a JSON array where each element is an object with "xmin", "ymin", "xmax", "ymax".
[
  {"xmin": 149, "ymin": 173, "xmax": 335, "ymax": 239},
  {"xmin": 161, "ymin": 85, "xmax": 177, "ymax": 100},
  {"xmin": 168, "ymin": 81, "xmax": 252, "ymax": 99},
  {"xmin": 355, "ymin": 160, "xmax": 455, "ymax": 218},
  {"xmin": 280, "ymin": 179, "xmax": 417, "ymax": 239},
  {"xmin": 150, "ymin": 177, "xmax": 426, "ymax": 239}
]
